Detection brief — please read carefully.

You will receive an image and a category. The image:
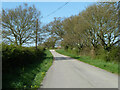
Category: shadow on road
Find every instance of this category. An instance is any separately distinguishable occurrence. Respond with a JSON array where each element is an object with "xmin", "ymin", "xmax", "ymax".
[{"xmin": 45, "ymin": 56, "xmax": 81, "ymax": 61}]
